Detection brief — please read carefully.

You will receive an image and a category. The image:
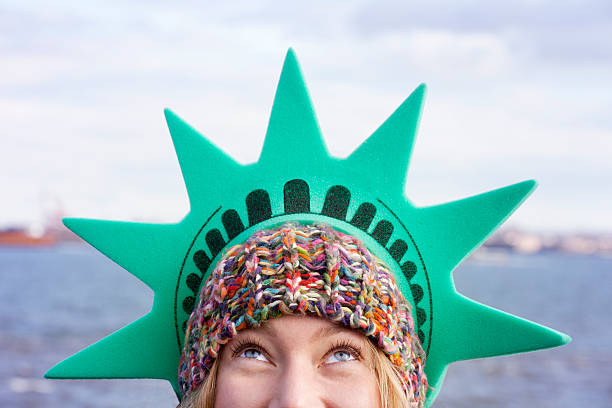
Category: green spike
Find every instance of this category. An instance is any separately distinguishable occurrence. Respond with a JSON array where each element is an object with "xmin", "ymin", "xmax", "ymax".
[
  {"xmin": 415, "ymin": 180, "xmax": 537, "ymax": 276},
  {"xmin": 62, "ymin": 218, "xmax": 183, "ymax": 292},
  {"xmin": 422, "ymin": 364, "xmax": 447, "ymax": 408},
  {"xmin": 164, "ymin": 108, "xmax": 242, "ymax": 208},
  {"xmin": 258, "ymin": 48, "xmax": 327, "ymax": 168},
  {"xmin": 442, "ymin": 294, "xmax": 570, "ymax": 362},
  {"xmin": 378, "ymin": 180, "xmax": 565, "ymax": 406},
  {"xmin": 45, "ymin": 311, "xmax": 178, "ymax": 384},
  {"xmin": 346, "ymin": 83, "xmax": 426, "ymax": 193}
]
